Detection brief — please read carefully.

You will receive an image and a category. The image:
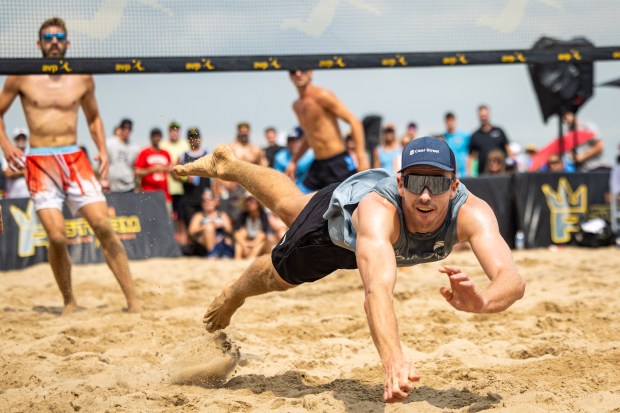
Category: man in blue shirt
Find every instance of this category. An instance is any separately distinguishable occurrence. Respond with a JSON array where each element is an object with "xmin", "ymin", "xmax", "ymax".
[
  {"xmin": 443, "ymin": 112, "xmax": 471, "ymax": 178},
  {"xmin": 273, "ymin": 127, "xmax": 314, "ymax": 190}
]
